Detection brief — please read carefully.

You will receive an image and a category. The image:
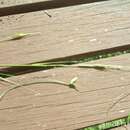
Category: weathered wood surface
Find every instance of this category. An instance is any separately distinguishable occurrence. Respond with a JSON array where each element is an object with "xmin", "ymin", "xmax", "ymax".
[
  {"xmin": 0, "ymin": 54, "xmax": 130, "ymax": 130},
  {"xmin": 0, "ymin": 0, "xmax": 107, "ymax": 8},
  {"xmin": 0, "ymin": 0, "xmax": 45, "ymax": 7},
  {"xmin": 0, "ymin": 0, "xmax": 108, "ymax": 16},
  {"xmin": 0, "ymin": 0, "xmax": 130, "ymax": 65},
  {"xmin": 0, "ymin": 0, "xmax": 130, "ymax": 129},
  {"xmin": 111, "ymin": 126, "xmax": 129, "ymax": 130}
]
